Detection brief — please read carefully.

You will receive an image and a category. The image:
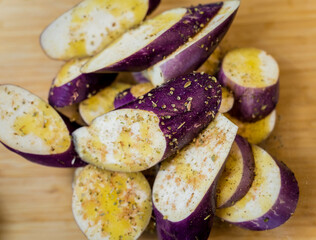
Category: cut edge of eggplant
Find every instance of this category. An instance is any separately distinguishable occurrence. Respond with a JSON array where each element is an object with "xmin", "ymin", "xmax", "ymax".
[
  {"xmin": 0, "ymin": 84, "xmax": 87, "ymax": 167},
  {"xmin": 216, "ymin": 145, "xmax": 299, "ymax": 231},
  {"xmin": 72, "ymin": 165, "xmax": 152, "ymax": 239}
]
